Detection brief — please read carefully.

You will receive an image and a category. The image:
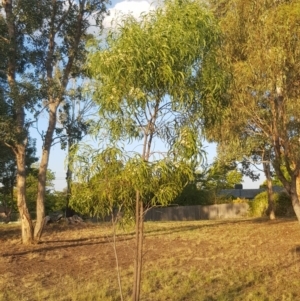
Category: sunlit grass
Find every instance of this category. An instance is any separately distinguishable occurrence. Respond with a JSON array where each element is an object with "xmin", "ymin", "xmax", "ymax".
[{"xmin": 1, "ymin": 218, "xmax": 300, "ymax": 300}]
